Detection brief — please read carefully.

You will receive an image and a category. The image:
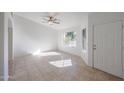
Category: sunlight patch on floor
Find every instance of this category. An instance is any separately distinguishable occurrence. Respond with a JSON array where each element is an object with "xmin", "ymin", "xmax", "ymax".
[
  {"xmin": 32, "ymin": 49, "xmax": 41, "ymax": 55},
  {"xmin": 49, "ymin": 59, "xmax": 72, "ymax": 68},
  {"xmin": 32, "ymin": 49, "xmax": 61, "ymax": 56},
  {"xmin": 40, "ymin": 52, "xmax": 61, "ymax": 56}
]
